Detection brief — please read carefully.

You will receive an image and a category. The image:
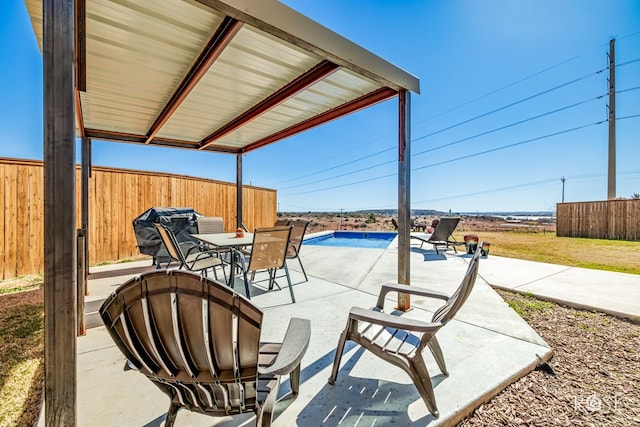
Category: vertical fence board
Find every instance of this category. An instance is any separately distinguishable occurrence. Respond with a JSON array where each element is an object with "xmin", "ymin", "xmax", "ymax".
[
  {"xmin": 4, "ymin": 164, "xmax": 18, "ymax": 278},
  {"xmin": 16, "ymin": 166, "xmax": 30, "ymax": 276},
  {"xmin": 30, "ymin": 166, "xmax": 44, "ymax": 274}
]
